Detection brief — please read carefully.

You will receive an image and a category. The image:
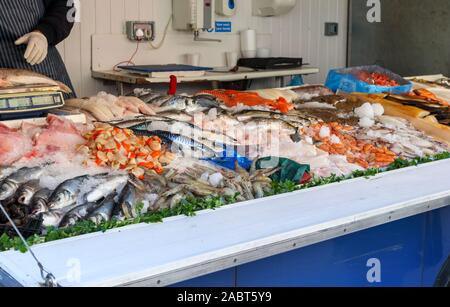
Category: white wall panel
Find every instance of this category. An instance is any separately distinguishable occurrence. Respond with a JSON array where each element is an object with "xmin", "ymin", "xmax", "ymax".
[{"xmin": 62, "ymin": 0, "xmax": 348, "ymax": 97}]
